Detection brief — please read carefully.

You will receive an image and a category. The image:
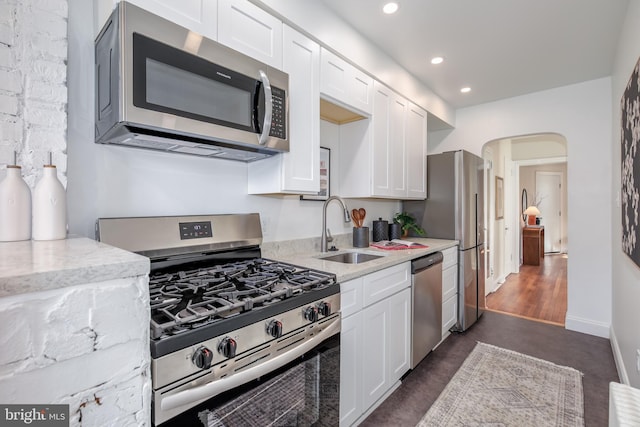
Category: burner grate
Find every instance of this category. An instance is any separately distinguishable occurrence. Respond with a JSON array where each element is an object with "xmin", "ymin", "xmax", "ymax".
[{"xmin": 148, "ymin": 258, "xmax": 336, "ymax": 339}]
